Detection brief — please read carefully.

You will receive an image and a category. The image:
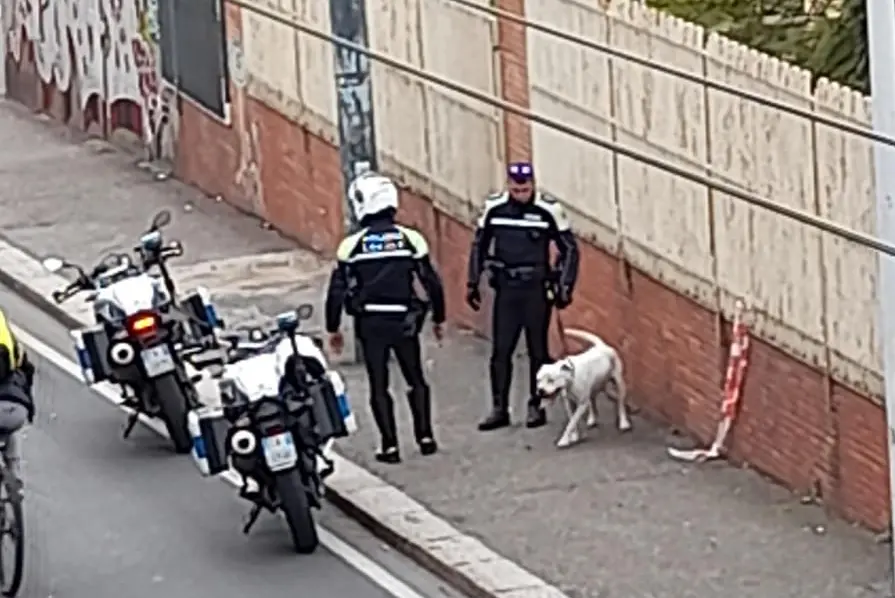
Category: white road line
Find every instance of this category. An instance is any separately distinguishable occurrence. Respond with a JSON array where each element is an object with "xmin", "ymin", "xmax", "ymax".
[{"xmin": 11, "ymin": 324, "xmax": 427, "ymax": 598}]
